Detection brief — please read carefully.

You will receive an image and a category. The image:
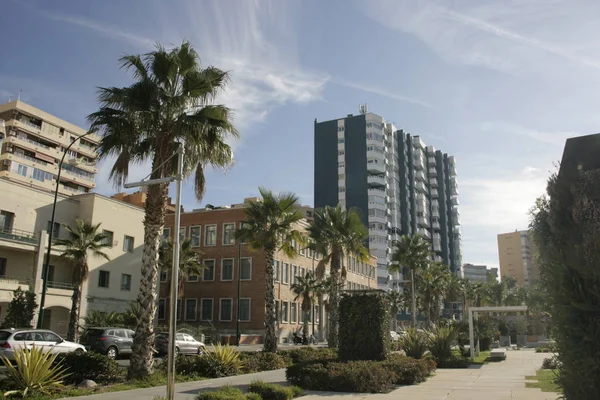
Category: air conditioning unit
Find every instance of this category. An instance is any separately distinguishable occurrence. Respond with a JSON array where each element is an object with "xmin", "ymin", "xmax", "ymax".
[
  {"xmin": 3, "ymin": 160, "xmax": 10, "ymax": 166},
  {"xmin": 6, "ymin": 145, "xmax": 13, "ymax": 152},
  {"xmin": 8, "ymin": 130, "xmax": 16, "ymax": 136}
]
